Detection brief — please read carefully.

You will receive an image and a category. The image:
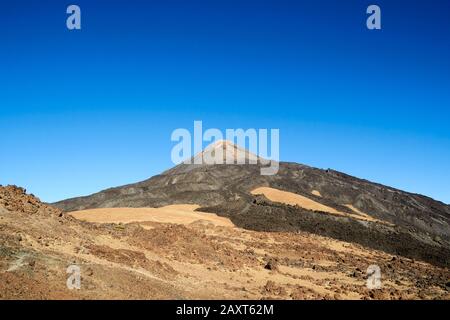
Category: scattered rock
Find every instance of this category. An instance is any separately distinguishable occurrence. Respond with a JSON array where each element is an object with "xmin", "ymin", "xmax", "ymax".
[
  {"xmin": 264, "ymin": 259, "xmax": 278, "ymax": 271},
  {"xmin": 262, "ymin": 281, "xmax": 287, "ymax": 296},
  {"xmin": 0, "ymin": 185, "xmax": 62, "ymax": 217}
]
